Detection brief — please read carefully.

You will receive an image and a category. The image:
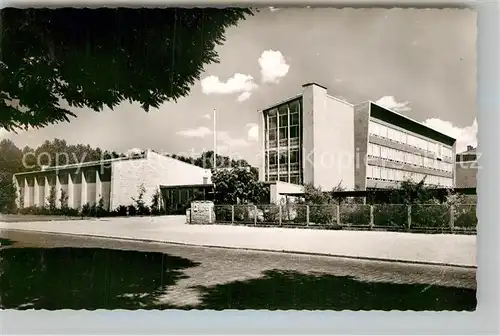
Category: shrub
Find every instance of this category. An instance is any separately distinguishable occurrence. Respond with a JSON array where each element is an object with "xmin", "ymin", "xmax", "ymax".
[
  {"xmin": 214, "ymin": 205, "xmax": 232, "ymax": 222},
  {"xmin": 150, "ymin": 189, "xmax": 162, "ymax": 216},
  {"xmin": 309, "ymin": 204, "xmax": 336, "ymax": 225},
  {"xmin": 261, "ymin": 205, "xmax": 279, "ymax": 223},
  {"xmin": 127, "ymin": 205, "xmax": 137, "ymax": 216},
  {"xmin": 454, "ymin": 206, "xmax": 477, "ymax": 229},
  {"xmin": 114, "ymin": 205, "xmax": 128, "ymax": 217},
  {"xmin": 410, "ymin": 204, "xmax": 450, "ymax": 229},
  {"xmin": 132, "ymin": 184, "xmax": 150, "ymax": 216},
  {"xmin": 233, "ymin": 205, "xmax": 251, "ymax": 222},
  {"xmin": 46, "ymin": 186, "xmax": 57, "ymax": 211},
  {"xmin": 340, "ymin": 204, "xmax": 370, "ymax": 226},
  {"xmin": 80, "ymin": 203, "xmax": 91, "ymax": 217},
  {"xmin": 59, "ymin": 189, "xmax": 69, "ymax": 208},
  {"xmin": 372, "ymin": 204, "xmax": 407, "ymax": 230},
  {"xmin": 95, "ymin": 197, "xmax": 109, "ymax": 217}
]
